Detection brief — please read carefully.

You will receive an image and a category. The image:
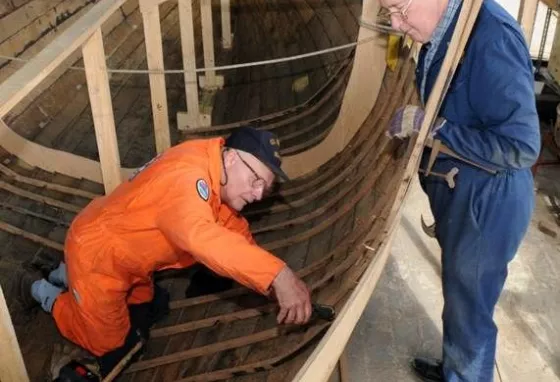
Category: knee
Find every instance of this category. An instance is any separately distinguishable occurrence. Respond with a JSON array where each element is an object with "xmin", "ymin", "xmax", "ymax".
[{"xmin": 53, "ymin": 295, "xmax": 130, "ymax": 356}]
